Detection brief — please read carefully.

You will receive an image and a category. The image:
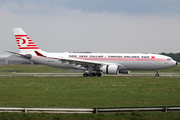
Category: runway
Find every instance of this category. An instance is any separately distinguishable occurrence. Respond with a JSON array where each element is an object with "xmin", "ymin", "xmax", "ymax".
[{"xmin": 0, "ymin": 72, "xmax": 179, "ymax": 77}]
